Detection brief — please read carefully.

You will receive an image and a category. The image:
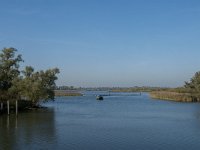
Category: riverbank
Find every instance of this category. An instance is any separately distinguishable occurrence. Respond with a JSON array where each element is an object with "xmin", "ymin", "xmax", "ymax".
[
  {"xmin": 54, "ymin": 90, "xmax": 83, "ymax": 97},
  {"xmin": 0, "ymin": 90, "xmax": 83, "ymax": 115},
  {"xmin": 108, "ymin": 87, "xmax": 200, "ymax": 102},
  {"xmin": 150, "ymin": 91, "xmax": 200, "ymax": 102},
  {"xmin": 0, "ymin": 100, "xmax": 40, "ymax": 115}
]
